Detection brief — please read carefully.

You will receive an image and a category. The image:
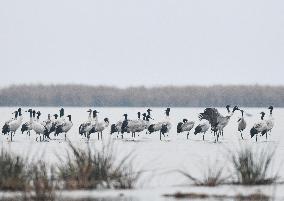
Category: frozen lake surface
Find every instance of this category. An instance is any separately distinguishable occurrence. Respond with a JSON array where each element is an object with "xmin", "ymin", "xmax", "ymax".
[{"xmin": 0, "ymin": 107, "xmax": 283, "ymax": 201}]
